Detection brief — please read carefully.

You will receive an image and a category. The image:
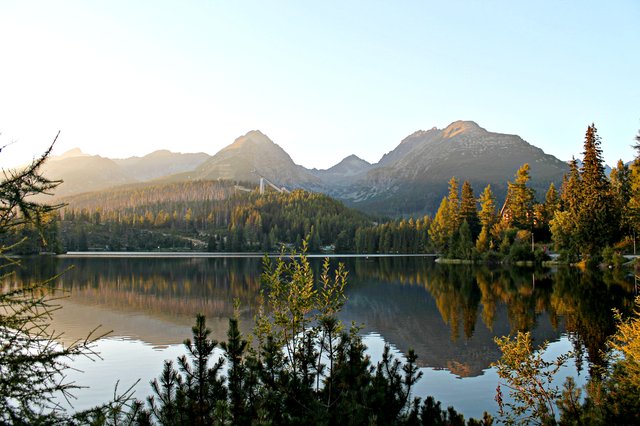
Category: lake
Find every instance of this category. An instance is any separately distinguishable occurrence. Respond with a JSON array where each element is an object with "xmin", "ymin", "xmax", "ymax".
[{"xmin": 5, "ymin": 254, "xmax": 637, "ymax": 419}]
